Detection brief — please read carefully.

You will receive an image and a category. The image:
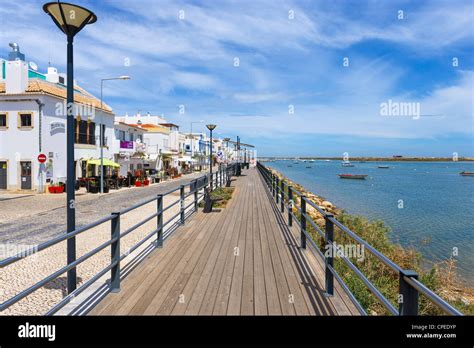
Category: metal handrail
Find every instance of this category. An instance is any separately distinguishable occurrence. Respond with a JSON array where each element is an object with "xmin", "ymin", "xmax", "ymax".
[
  {"xmin": 0, "ymin": 162, "xmax": 237, "ymax": 315},
  {"xmin": 257, "ymin": 161, "xmax": 463, "ymax": 316},
  {"xmin": 0, "ymin": 214, "xmax": 115, "ymax": 268},
  {"xmin": 403, "ymin": 276, "xmax": 463, "ymax": 316}
]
